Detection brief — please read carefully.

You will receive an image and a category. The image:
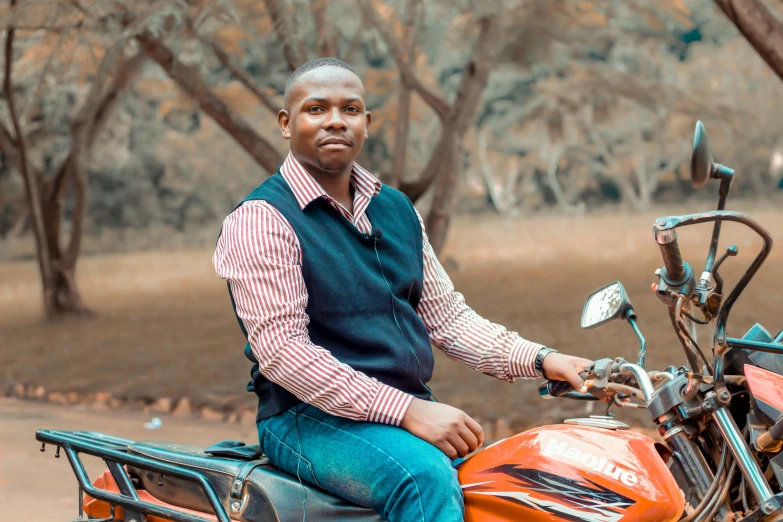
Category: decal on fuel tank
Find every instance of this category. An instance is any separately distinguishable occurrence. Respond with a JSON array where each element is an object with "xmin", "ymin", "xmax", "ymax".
[
  {"xmin": 464, "ymin": 466, "xmax": 635, "ymax": 522},
  {"xmin": 542, "ymin": 438, "xmax": 639, "ymax": 487}
]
